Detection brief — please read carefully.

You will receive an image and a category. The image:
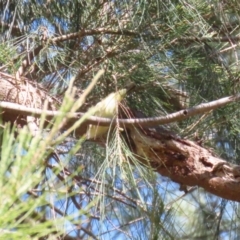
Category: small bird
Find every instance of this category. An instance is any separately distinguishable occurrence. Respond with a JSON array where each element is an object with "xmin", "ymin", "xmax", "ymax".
[{"xmin": 86, "ymin": 83, "xmax": 135, "ymax": 140}]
